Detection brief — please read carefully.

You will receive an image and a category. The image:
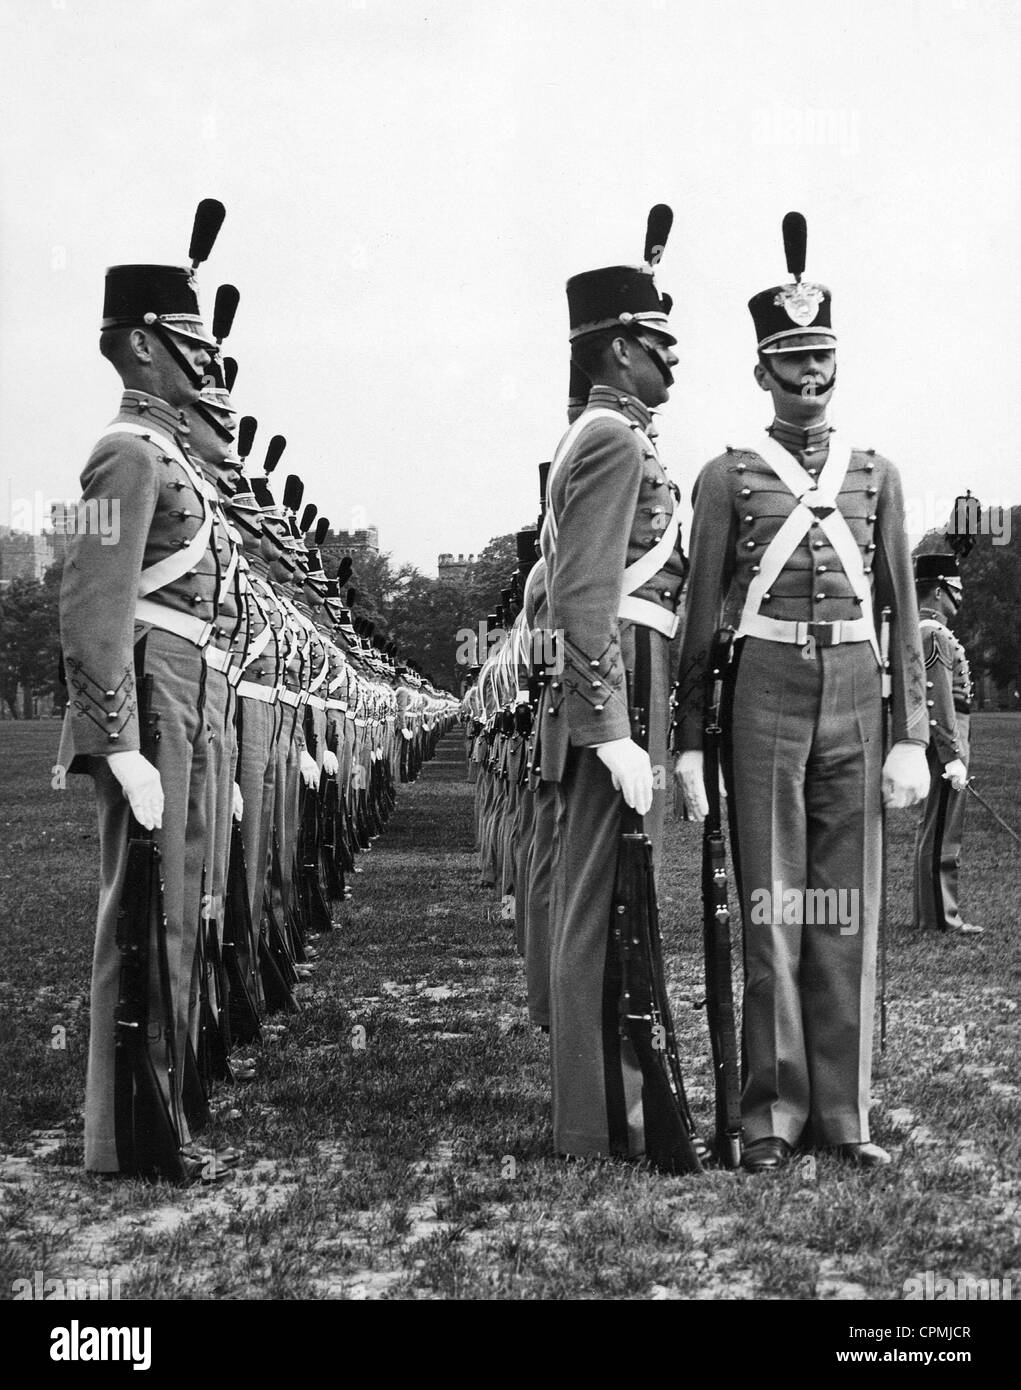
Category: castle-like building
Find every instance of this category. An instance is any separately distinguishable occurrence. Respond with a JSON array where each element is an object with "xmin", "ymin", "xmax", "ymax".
[
  {"xmin": 438, "ymin": 552, "xmax": 475, "ymax": 583},
  {"xmin": 0, "ymin": 527, "xmax": 66, "ymax": 587}
]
